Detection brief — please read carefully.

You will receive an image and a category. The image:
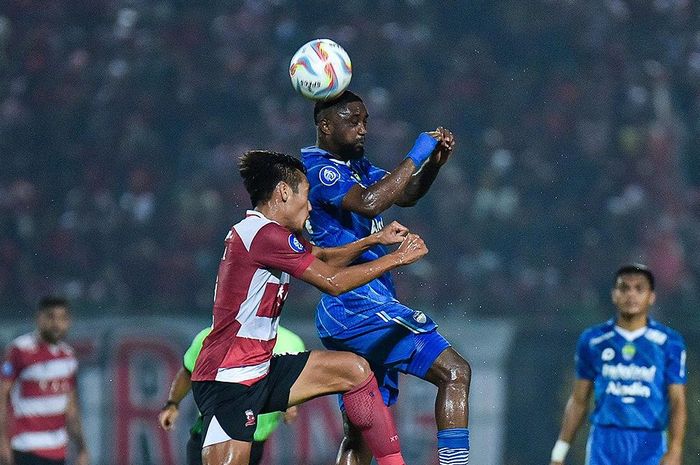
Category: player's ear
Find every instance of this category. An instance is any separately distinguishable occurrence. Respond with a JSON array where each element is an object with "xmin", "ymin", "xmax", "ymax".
[
  {"xmin": 278, "ymin": 181, "xmax": 290, "ymax": 202},
  {"xmin": 649, "ymin": 291, "xmax": 656, "ymax": 306},
  {"xmin": 318, "ymin": 118, "xmax": 332, "ymax": 136}
]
